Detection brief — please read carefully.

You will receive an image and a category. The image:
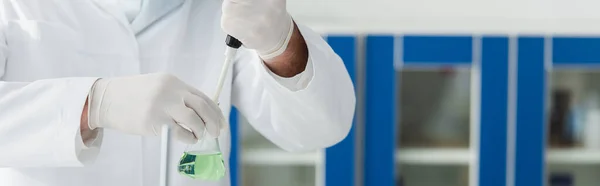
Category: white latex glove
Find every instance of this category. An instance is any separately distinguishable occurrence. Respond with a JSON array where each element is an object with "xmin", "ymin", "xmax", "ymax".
[
  {"xmin": 221, "ymin": 0, "xmax": 294, "ymax": 60},
  {"xmin": 87, "ymin": 73, "xmax": 226, "ymax": 144}
]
